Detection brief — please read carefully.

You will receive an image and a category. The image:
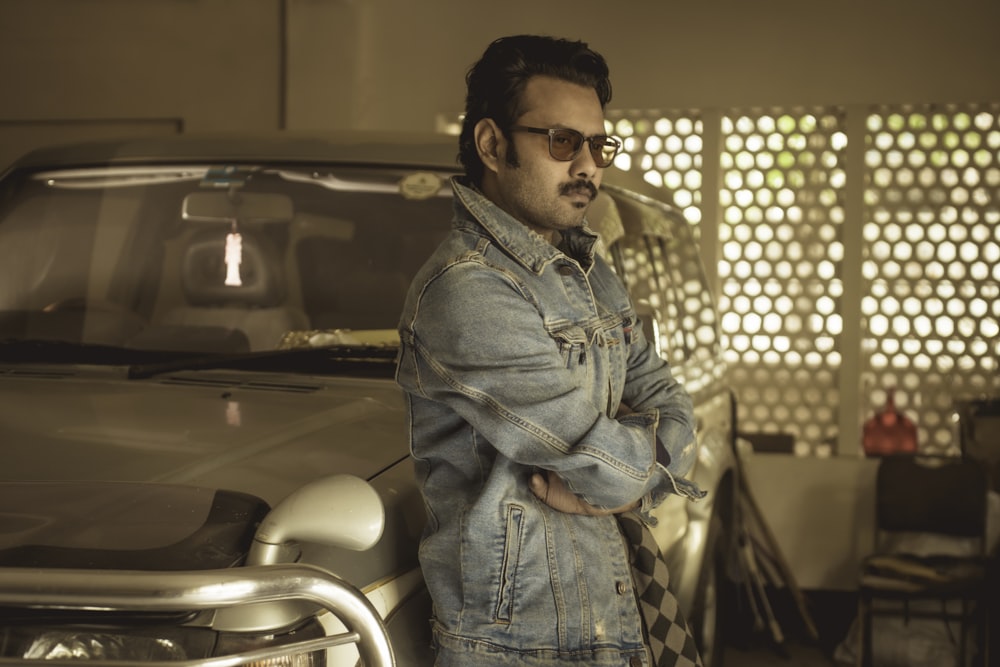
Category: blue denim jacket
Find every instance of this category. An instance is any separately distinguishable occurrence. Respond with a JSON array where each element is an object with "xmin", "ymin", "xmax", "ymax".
[{"xmin": 396, "ymin": 178, "xmax": 703, "ymax": 665}]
